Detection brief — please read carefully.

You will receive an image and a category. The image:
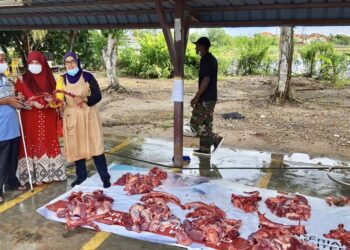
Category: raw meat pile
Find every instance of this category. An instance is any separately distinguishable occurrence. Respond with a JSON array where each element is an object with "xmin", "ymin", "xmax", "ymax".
[
  {"xmin": 249, "ymin": 212, "xmax": 317, "ymax": 250},
  {"xmin": 176, "ymin": 202, "xmax": 243, "ymax": 247},
  {"xmin": 125, "ymin": 191, "xmax": 182, "ymax": 233},
  {"xmin": 324, "ymin": 224, "xmax": 350, "ymax": 248},
  {"xmin": 44, "ymin": 166, "xmax": 349, "ymax": 250},
  {"xmin": 122, "ymin": 191, "xmax": 248, "ymax": 249},
  {"xmin": 231, "ymin": 191, "xmax": 262, "ymax": 213},
  {"xmin": 113, "ymin": 167, "xmax": 168, "ymax": 195},
  {"xmin": 326, "ymin": 196, "xmax": 350, "ymax": 207},
  {"xmin": 23, "ymin": 91, "xmax": 67, "ymax": 109},
  {"xmin": 265, "ymin": 194, "xmax": 311, "ymax": 221},
  {"xmin": 48, "ymin": 188, "xmax": 318, "ymax": 249},
  {"xmin": 55, "ymin": 190, "xmax": 114, "ymax": 231}
]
